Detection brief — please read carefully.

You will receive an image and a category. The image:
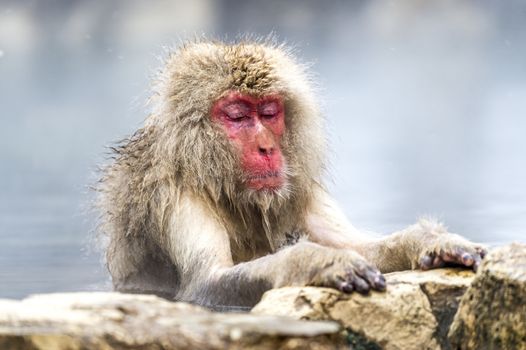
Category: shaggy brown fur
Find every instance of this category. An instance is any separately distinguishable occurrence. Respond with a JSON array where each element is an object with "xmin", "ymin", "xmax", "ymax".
[
  {"xmin": 103, "ymin": 41, "xmax": 320, "ymax": 246},
  {"xmin": 97, "ymin": 39, "xmax": 486, "ymax": 309}
]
